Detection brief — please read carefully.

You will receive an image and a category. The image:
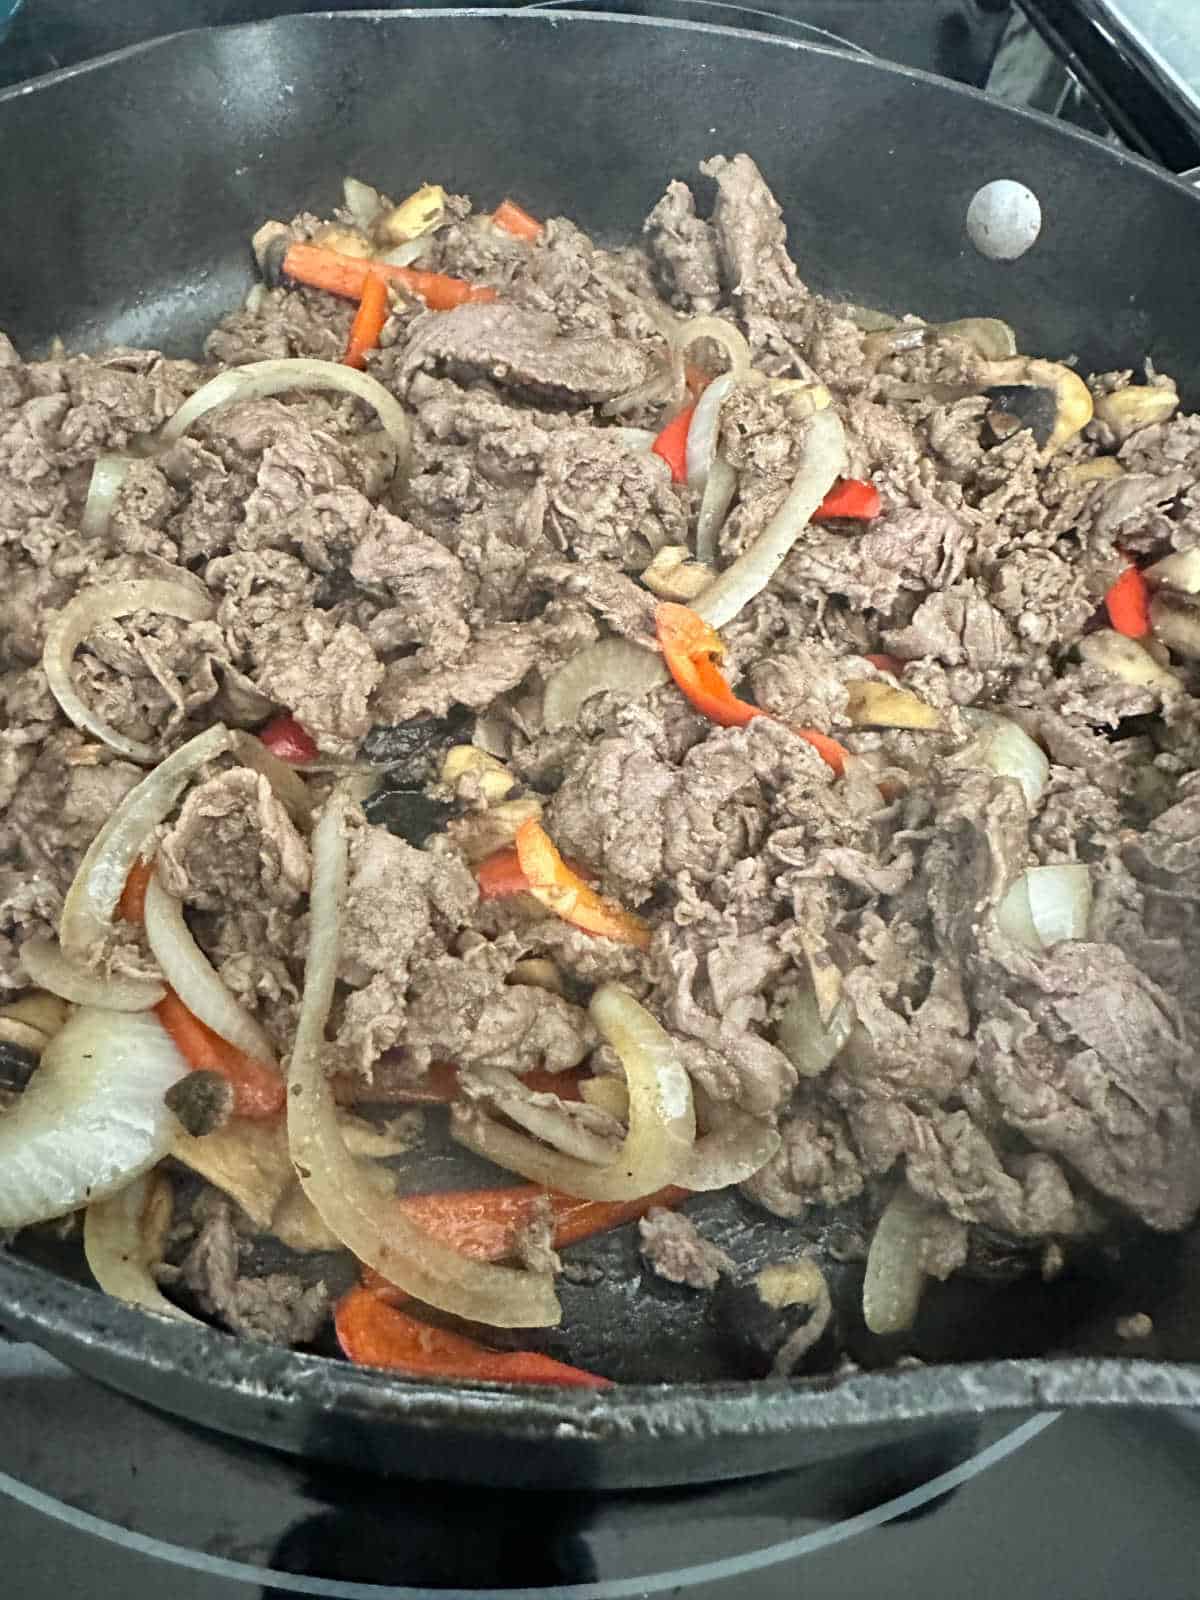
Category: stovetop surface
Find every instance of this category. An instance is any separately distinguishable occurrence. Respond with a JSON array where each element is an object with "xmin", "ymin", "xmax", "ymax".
[{"xmin": 4, "ymin": 1341, "xmax": 1200, "ymax": 1597}]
